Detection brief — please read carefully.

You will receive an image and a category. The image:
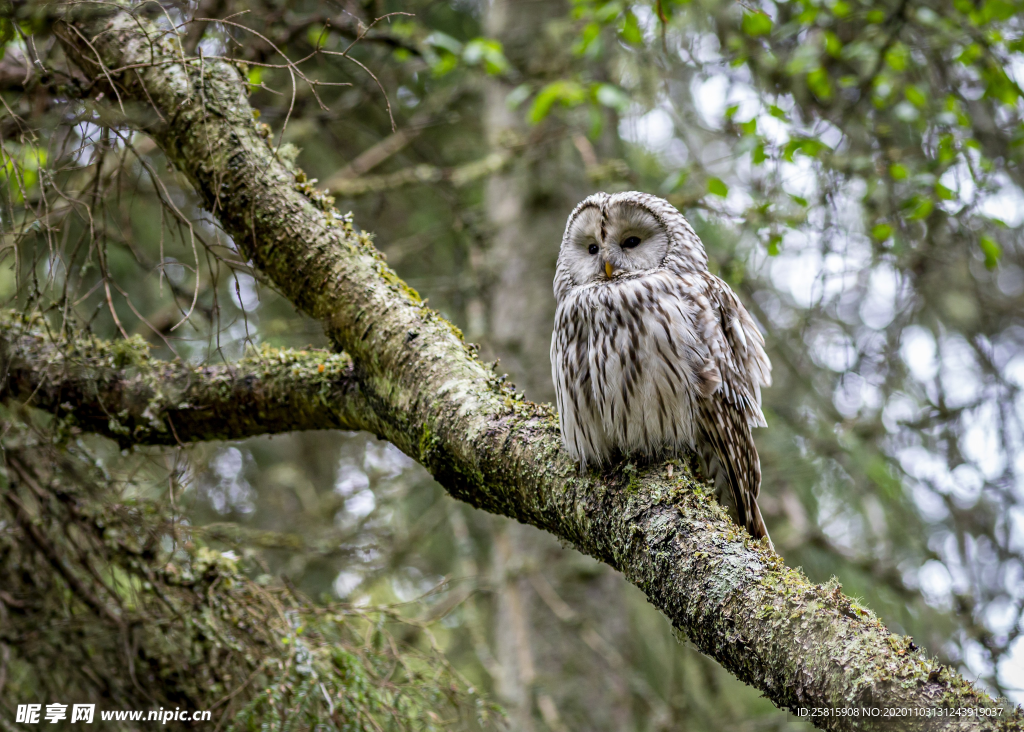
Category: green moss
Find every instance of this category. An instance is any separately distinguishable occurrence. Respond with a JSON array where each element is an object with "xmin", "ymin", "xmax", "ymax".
[
  {"xmin": 619, "ymin": 463, "xmax": 639, "ymax": 495},
  {"xmin": 418, "ymin": 422, "xmax": 437, "ymax": 463},
  {"xmin": 379, "ymin": 263, "xmax": 423, "ymax": 303}
]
